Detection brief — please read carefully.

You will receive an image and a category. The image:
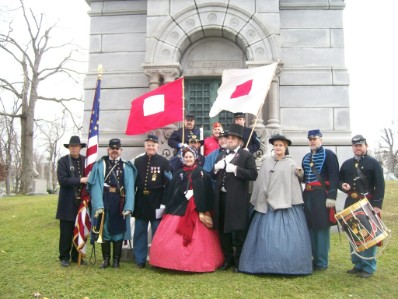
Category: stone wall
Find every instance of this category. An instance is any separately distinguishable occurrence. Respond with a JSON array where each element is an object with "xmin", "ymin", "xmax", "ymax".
[{"xmin": 83, "ymin": 0, "xmax": 352, "ymax": 162}]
